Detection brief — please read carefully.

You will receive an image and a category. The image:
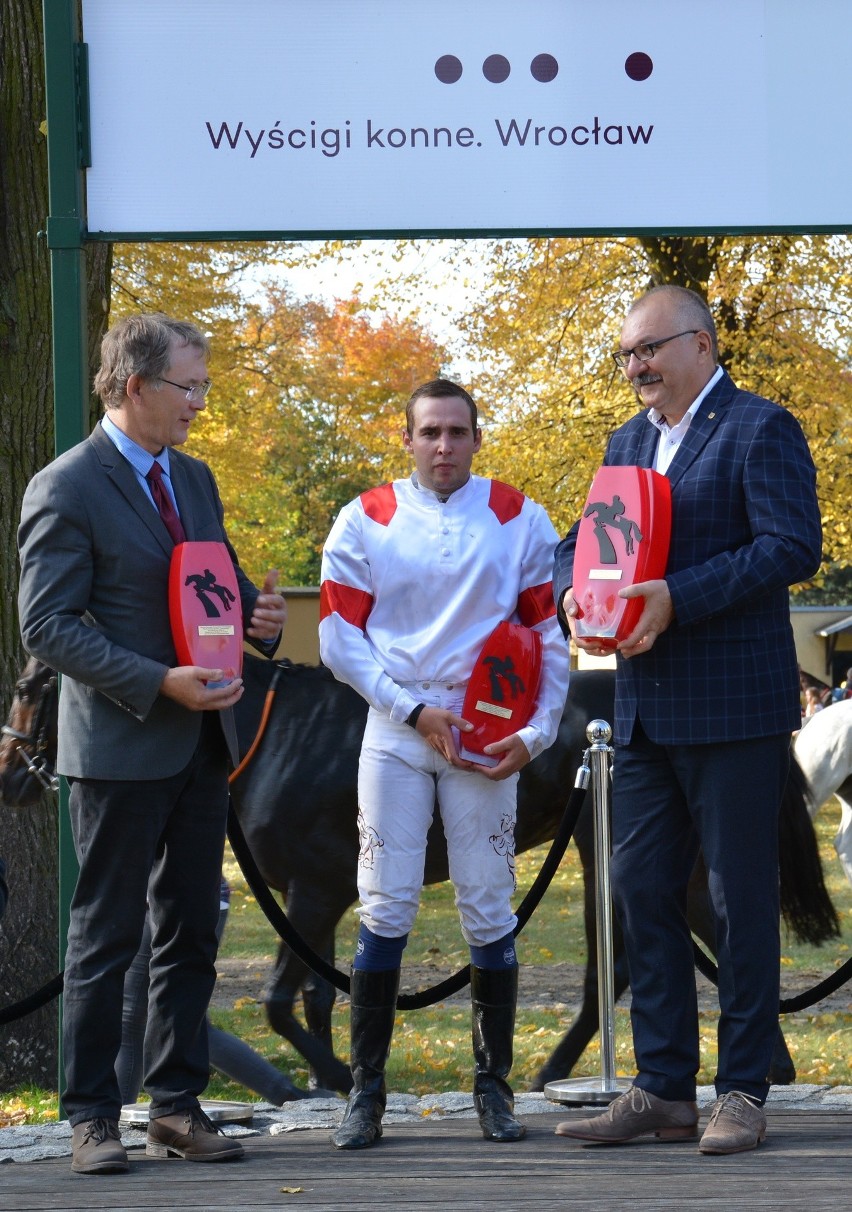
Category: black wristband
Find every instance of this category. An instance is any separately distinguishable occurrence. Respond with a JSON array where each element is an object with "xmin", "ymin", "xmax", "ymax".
[{"xmin": 406, "ymin": 703, "xmax": 426, "ymax": 729}]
